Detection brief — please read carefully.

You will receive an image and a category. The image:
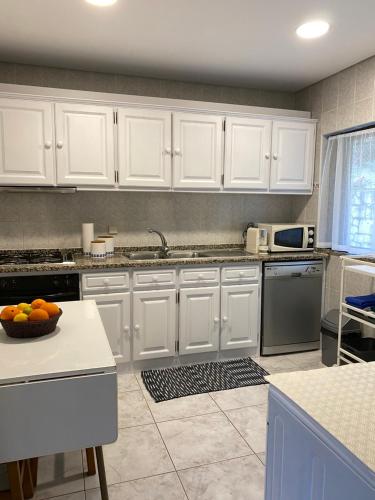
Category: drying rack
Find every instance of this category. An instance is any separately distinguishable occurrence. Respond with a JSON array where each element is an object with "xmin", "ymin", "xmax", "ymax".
[{"xmin": 337, "ymin": 255, "xmax": 375, "ymax": 364}]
